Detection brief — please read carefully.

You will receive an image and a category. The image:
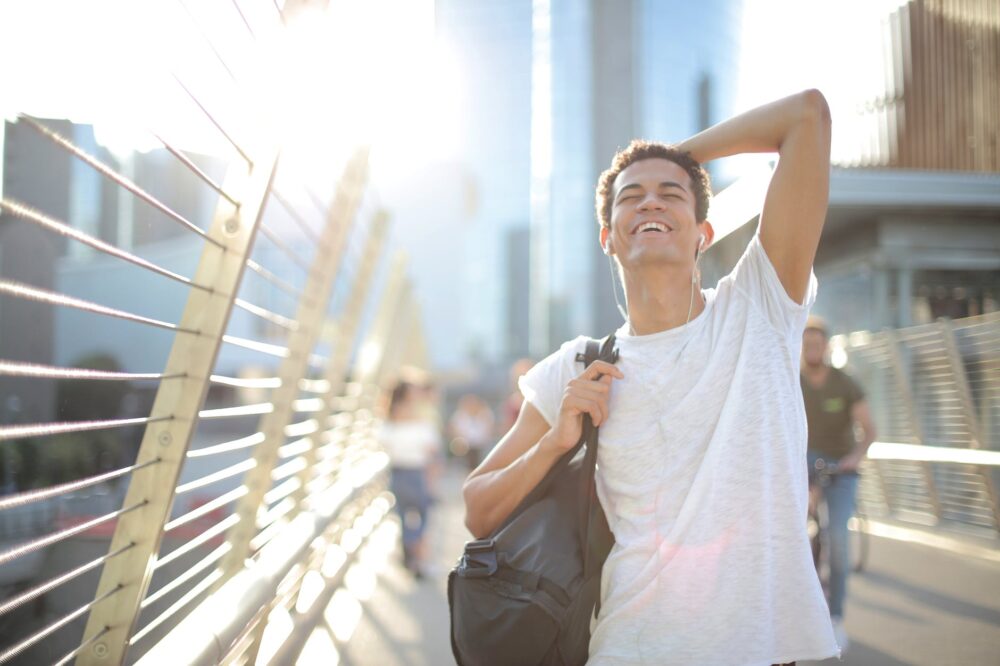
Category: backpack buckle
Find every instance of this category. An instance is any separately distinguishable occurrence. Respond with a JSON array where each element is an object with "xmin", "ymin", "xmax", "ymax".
[{"xmin": 459, "ymin": 538, "xmax": 497, "ymax": 578}]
